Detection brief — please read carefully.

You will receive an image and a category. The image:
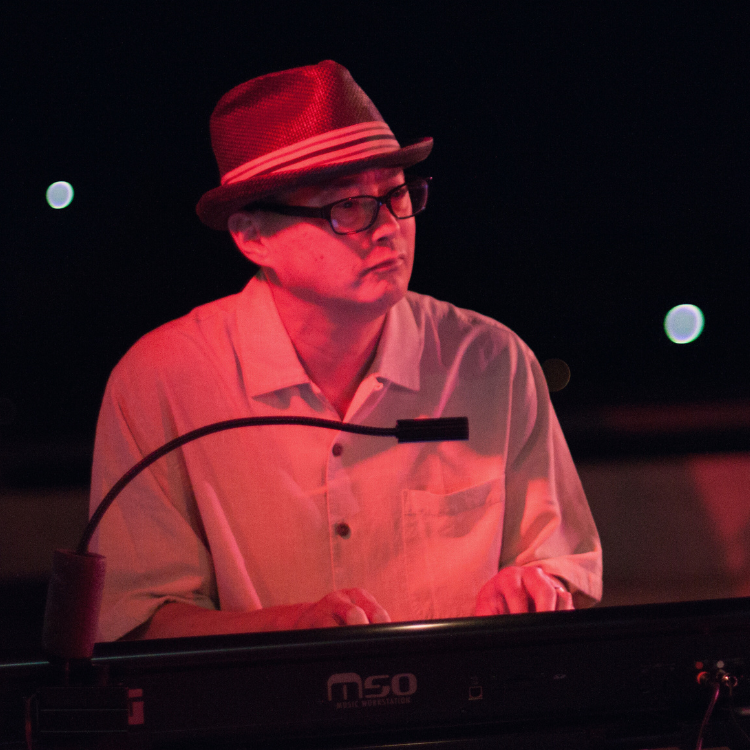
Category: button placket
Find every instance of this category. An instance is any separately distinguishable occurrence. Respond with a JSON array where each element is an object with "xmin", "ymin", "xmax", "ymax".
[
  {"xmin": 330, "ymin": 442, "xmax": 351, "ymax": 541},
  {"xmin": 326, "ymin": 431, "xmax": 358, "ymax": 587}
]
